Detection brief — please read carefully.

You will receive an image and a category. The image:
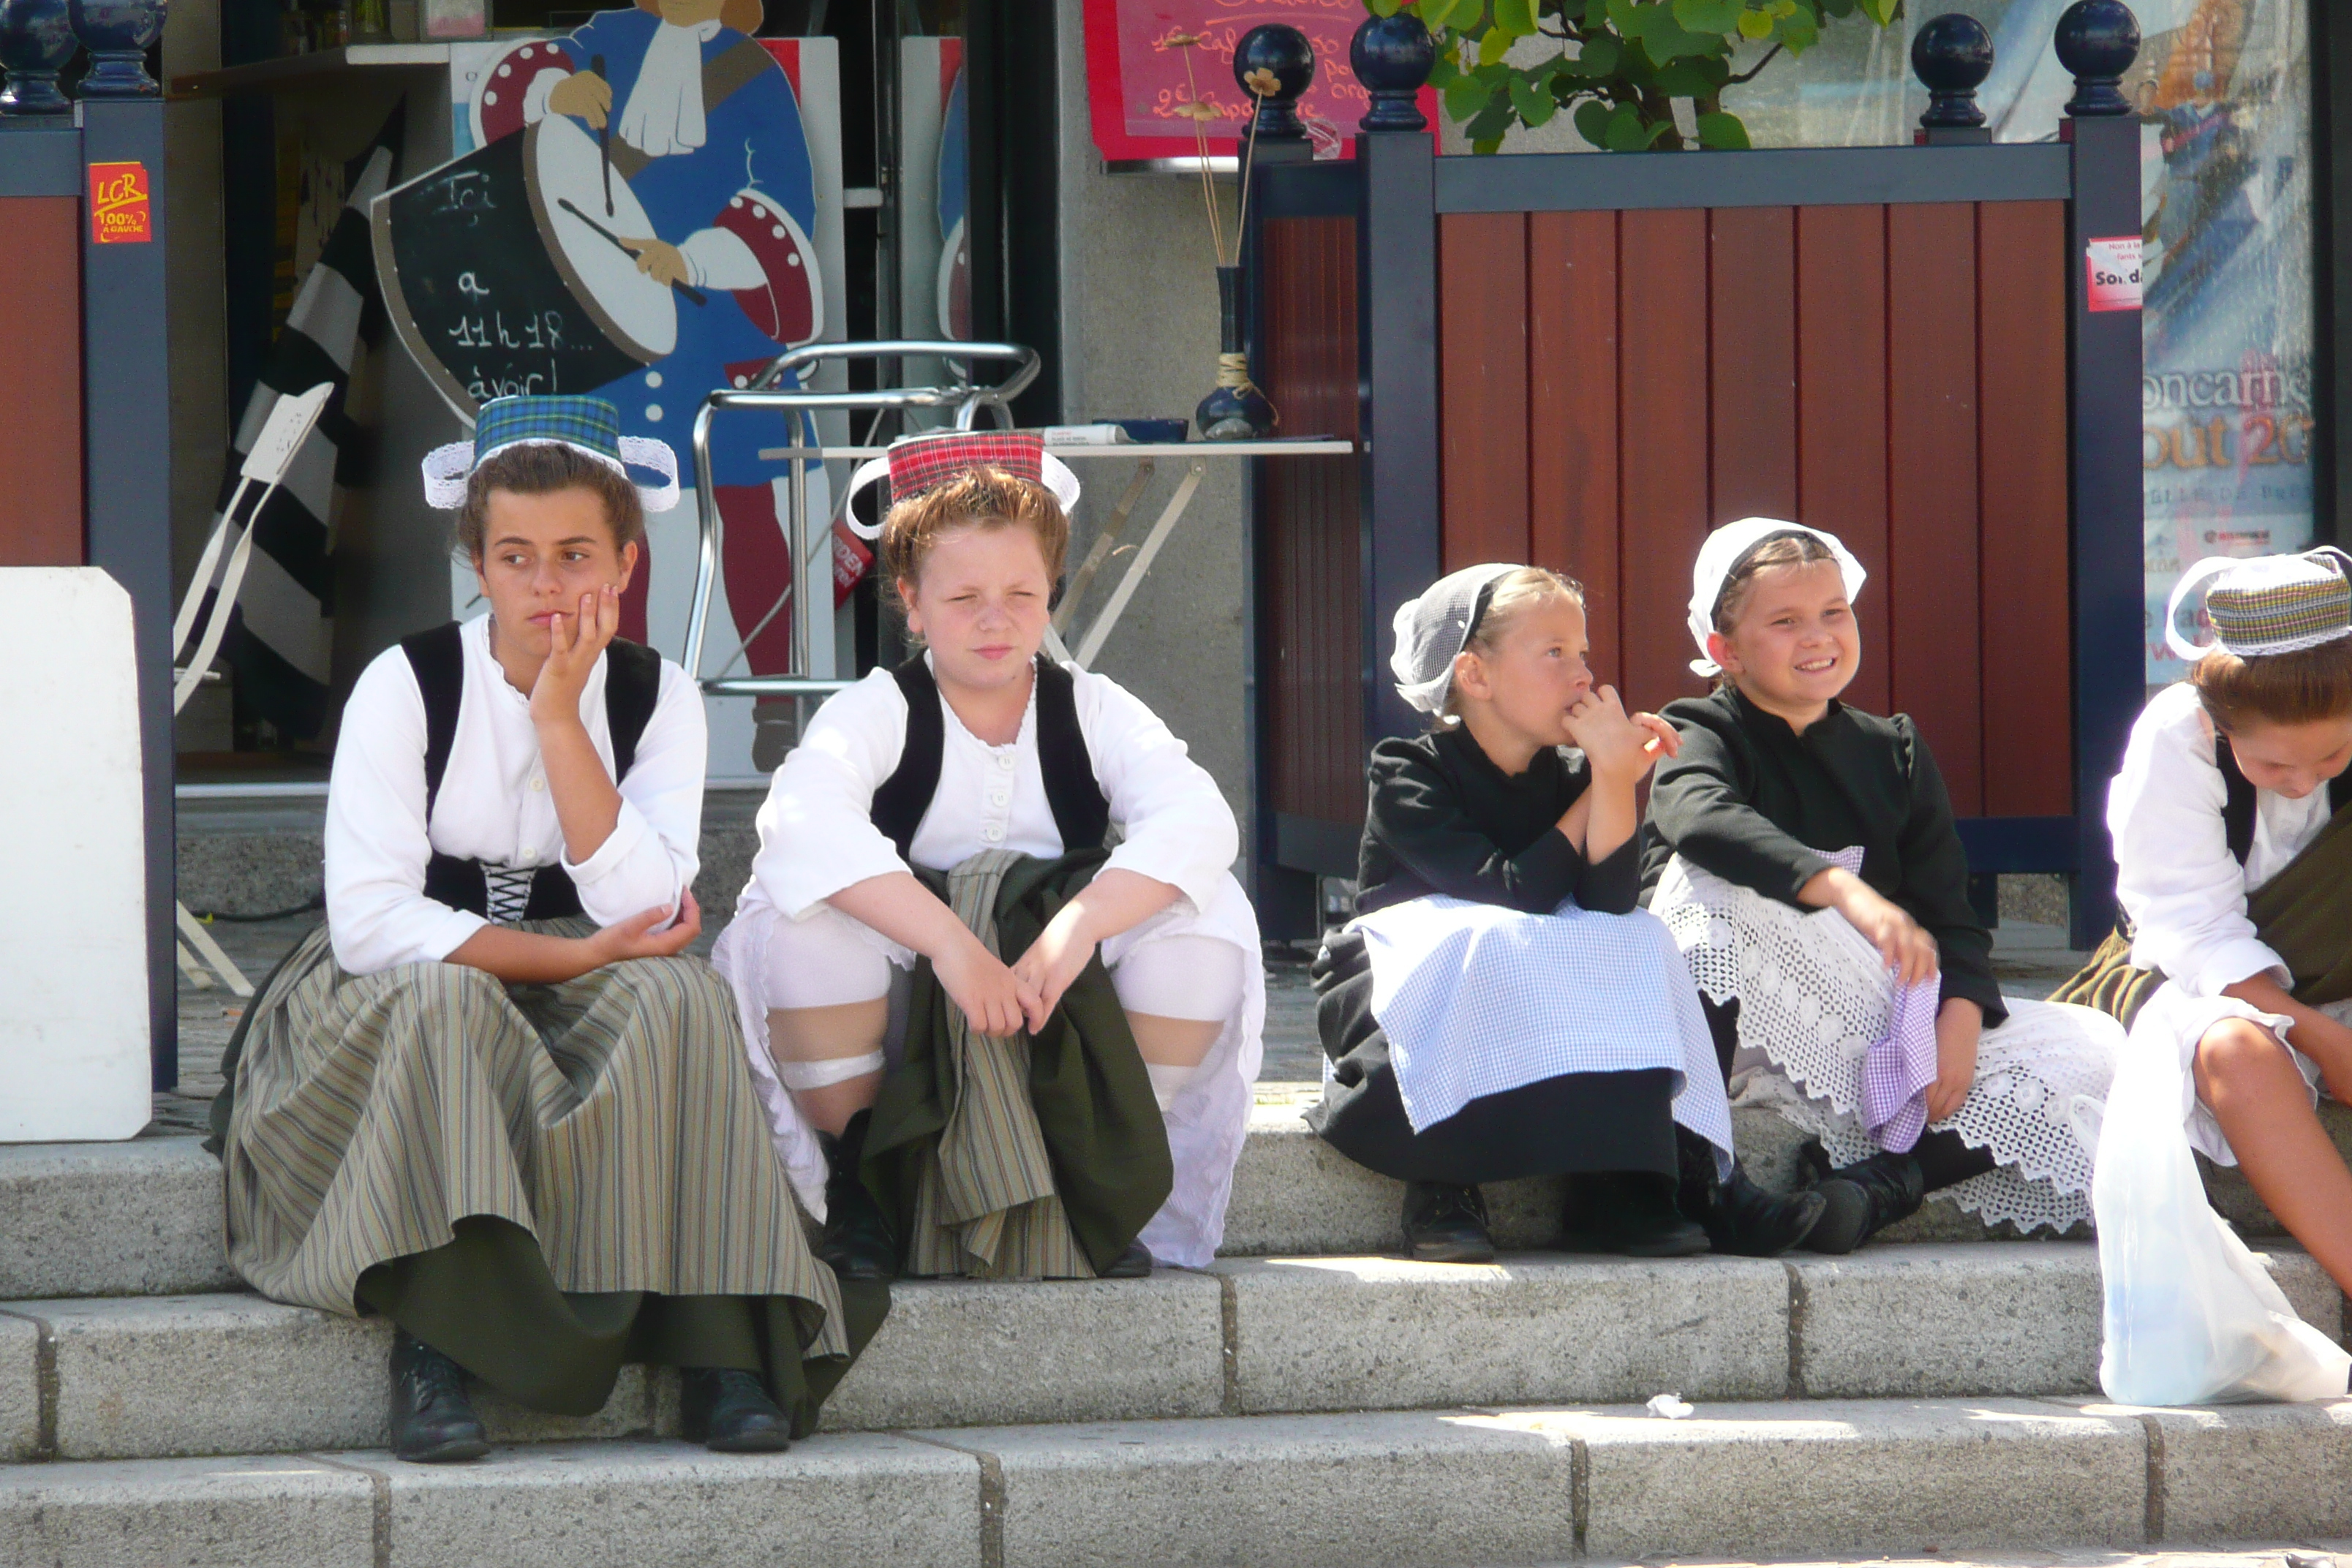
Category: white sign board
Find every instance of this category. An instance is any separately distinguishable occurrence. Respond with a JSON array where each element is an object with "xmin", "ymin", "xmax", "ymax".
[{"xmin": 0, "ymin": 569, "xmax": 151, "ymax": 1142}]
